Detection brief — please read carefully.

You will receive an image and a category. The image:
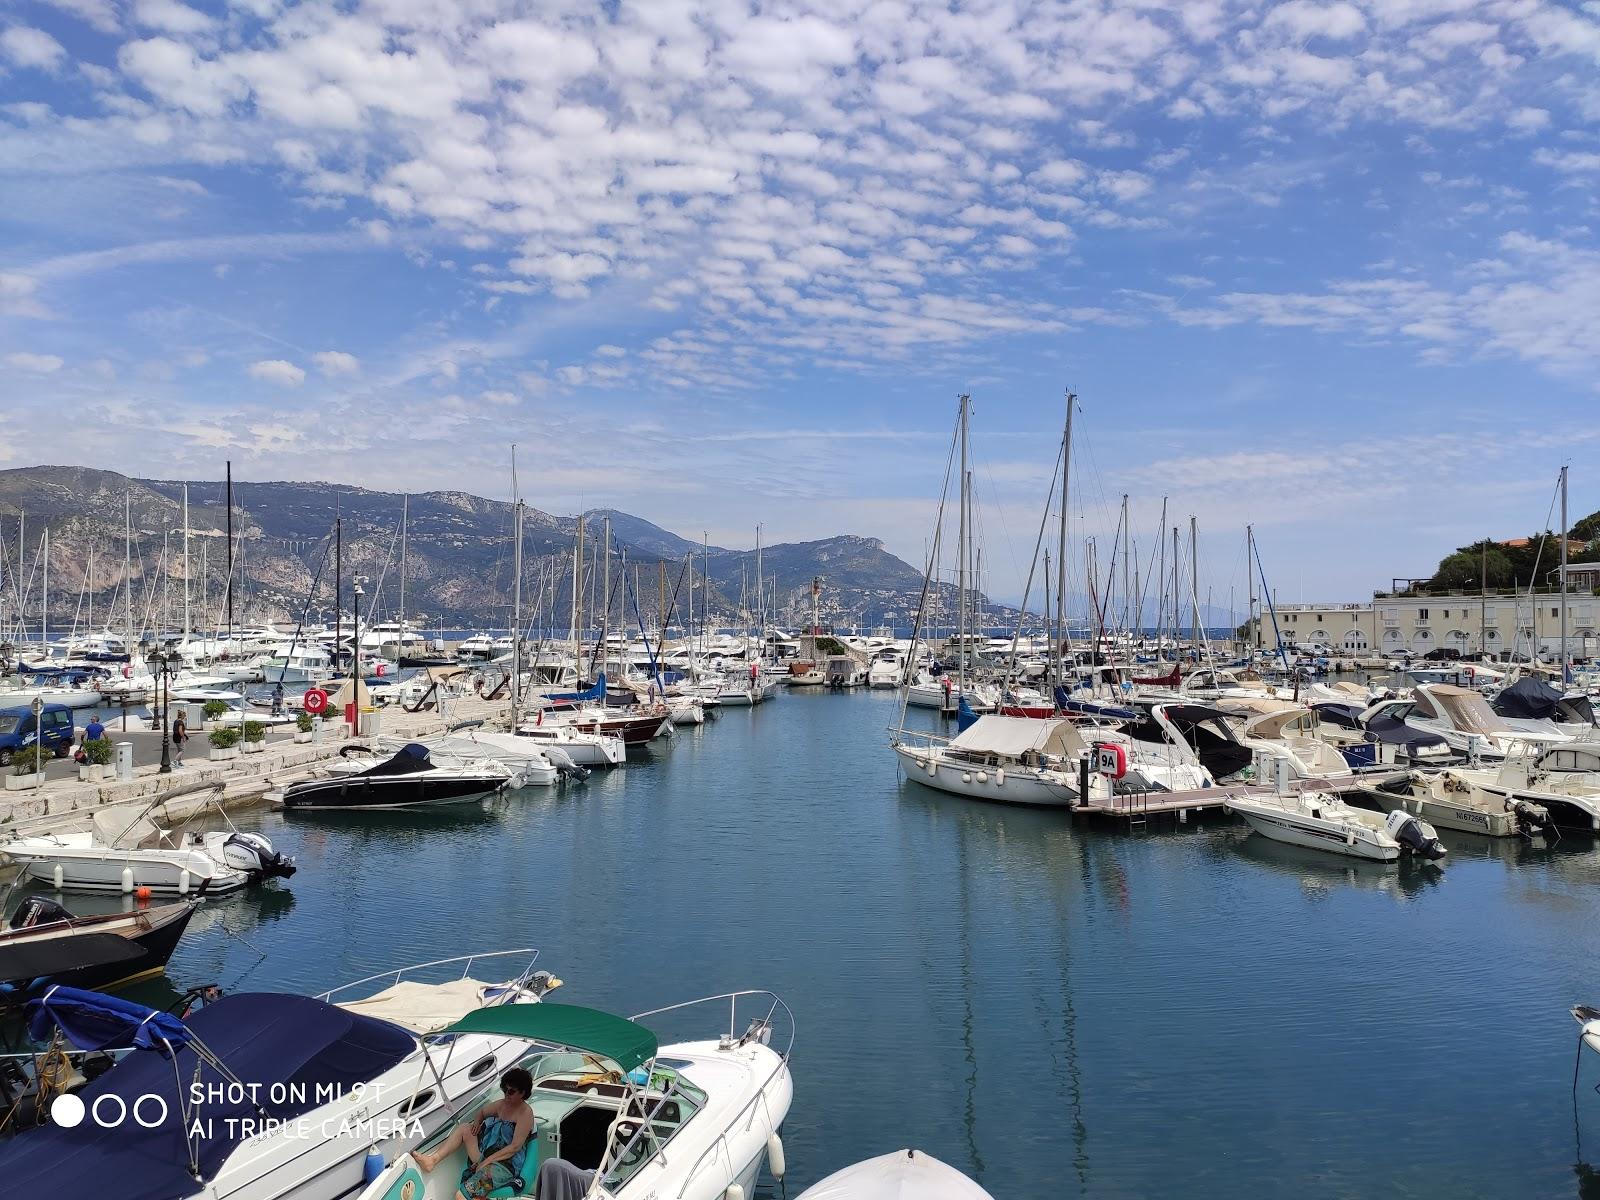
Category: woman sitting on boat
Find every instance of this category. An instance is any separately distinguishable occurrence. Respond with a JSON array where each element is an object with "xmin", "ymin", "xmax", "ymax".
[{"xmin": 413, "ymin": 1066, "xmax": 535, "ymax": 1199}]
